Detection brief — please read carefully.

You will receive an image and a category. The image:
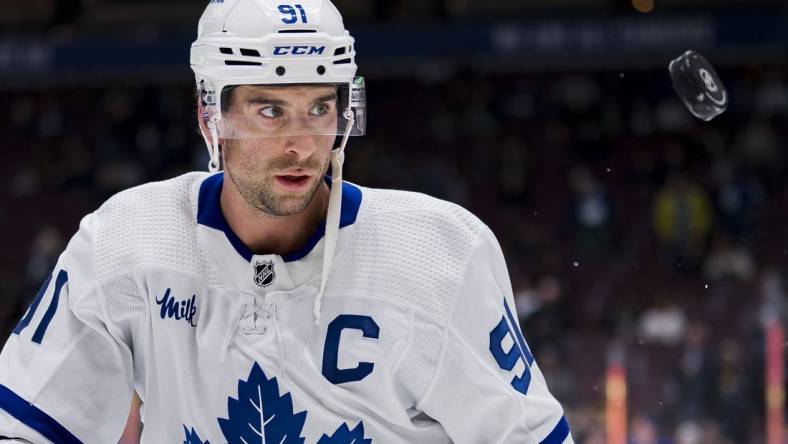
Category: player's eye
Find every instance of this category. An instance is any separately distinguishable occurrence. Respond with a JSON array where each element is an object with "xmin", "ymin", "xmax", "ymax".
[
  {"xmin": 309, "ymin": 103, "xmax": 332, "ymax": 117},
  {"xmin": 259, "ymin": 106, "xmax": 283, "ymax": 119}
]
